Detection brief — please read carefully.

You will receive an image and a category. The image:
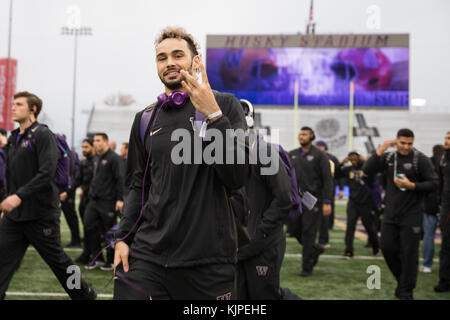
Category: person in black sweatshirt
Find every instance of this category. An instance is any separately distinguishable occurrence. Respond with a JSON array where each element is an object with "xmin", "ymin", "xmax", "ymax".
[
  {"xmin": 71, "ymin": 138, "xmax": 97, "ymax": 264},
  {"xmin": 338, "ymin": 151, "xmax": 380, "ymax": 258},
  {"xmin": 315, "ymin": 140, "xmax": 341, "ymax": 248},
  {"xmin": 435, "ymin": 131, "xmax": 450, "ymax": 292},
  {"xmin": 420, "ymin": 144, "xmax": 444, "ymax": 273},
  {"xmin": 0, "ymin": 91, "xmax": 95, "ymax": 300},
  {"xmin": 83, "ymin": 133, "xmax": 124, "ymax": 270},
  {"xmin": 363, "ymin": 128, "xmax": 438, "ymax": 300},
  {"xmin": 235, "ymin": 100, "xmax": 295, "ymax": 299},
  {"xmin": 112, "ymin": 27, "xmax": 250, "ymax": 300},
  {"xmin": 288, "ymin": 127, "xmax": 334, "ymax": 277}
]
